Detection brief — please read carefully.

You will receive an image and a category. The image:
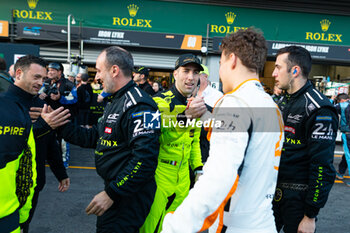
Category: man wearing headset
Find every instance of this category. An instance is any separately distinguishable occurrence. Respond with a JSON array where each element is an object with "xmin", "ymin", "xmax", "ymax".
[{"xmin": 272, "ymin": 46, "xmax": 337, "ymax": 233}]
